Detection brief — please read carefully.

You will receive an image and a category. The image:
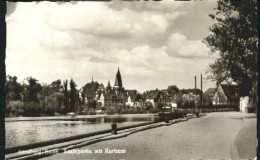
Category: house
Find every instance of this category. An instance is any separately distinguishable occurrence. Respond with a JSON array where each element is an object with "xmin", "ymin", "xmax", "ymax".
[
  {"xmin": 145, "ymin": 90, "xmax": 160, "ymax": 107},
  {"xmin": 203, "ymin": 88, "xmax": 216, "ymax": 106},
  {"xmin": 132, "ymin": 94, "xmax": 145, "ymax": 108},
  {"xmin": 97, "ymin": 92, "xmax": 105, "ymax": 108},
  {"xmin": 125, "ymin": 90, "xmax": 137, "ymax": 107},
  {"xmin": 213, "ymin": 84, "xmax": 239, "ymax": 106}
]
